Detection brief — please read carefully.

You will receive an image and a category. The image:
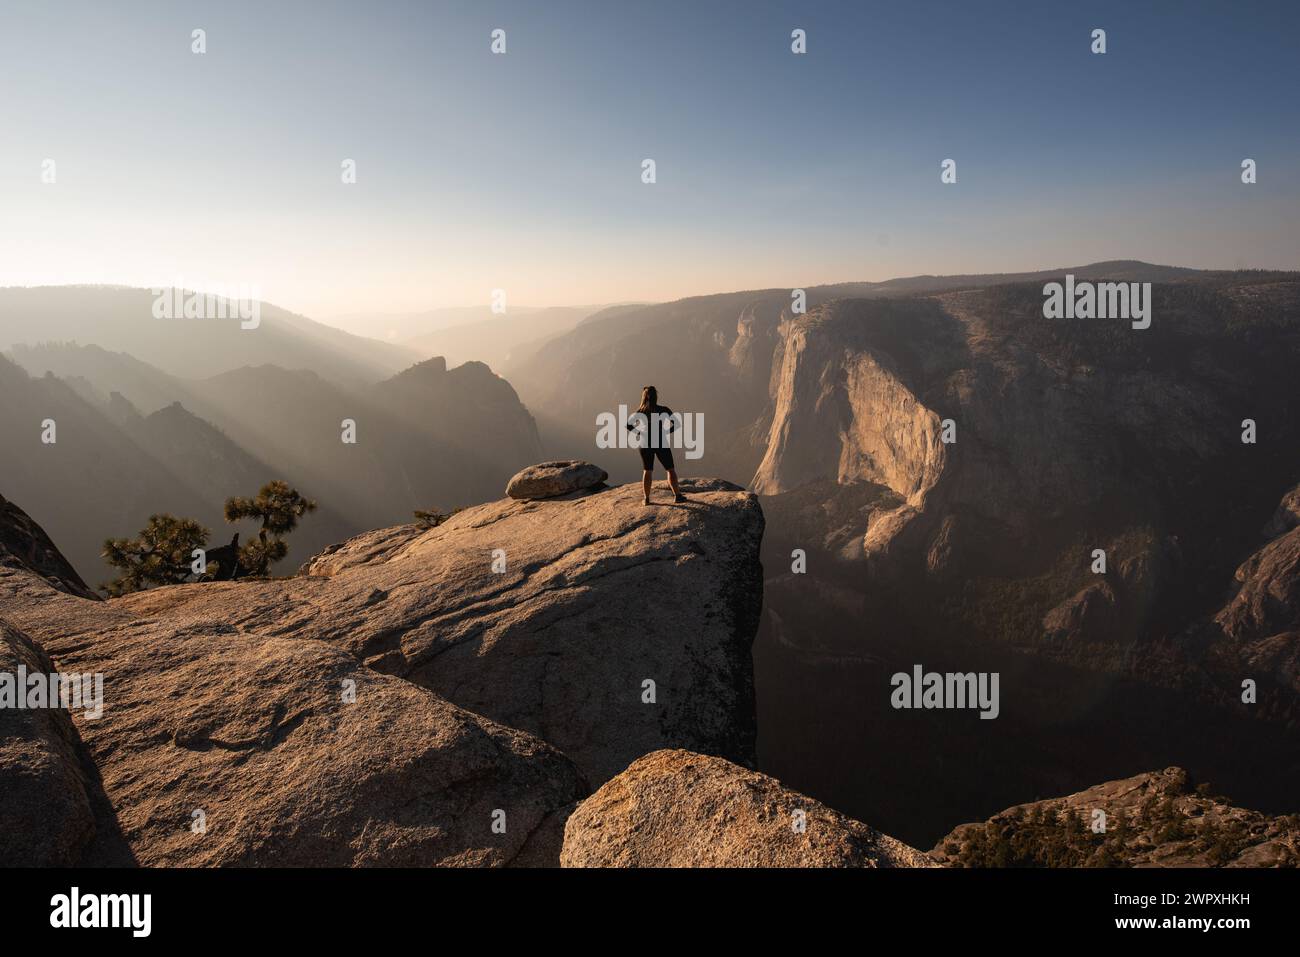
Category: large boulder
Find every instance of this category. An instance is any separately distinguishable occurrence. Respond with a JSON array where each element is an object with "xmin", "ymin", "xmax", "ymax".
[
  {"xmin": 505, "ymin": 460, "xmax": 607, "ymax": 500},
  {"xmin": 113, "ymin": 478, "xmax": 765, "ymax": 785},
  {"xmin": 0, "ymin": 619, "xmax": 98, "ymax": 866},
  {"xmin": 561, "ymin": 749, "xmax": 937, "ymax": 867}
]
